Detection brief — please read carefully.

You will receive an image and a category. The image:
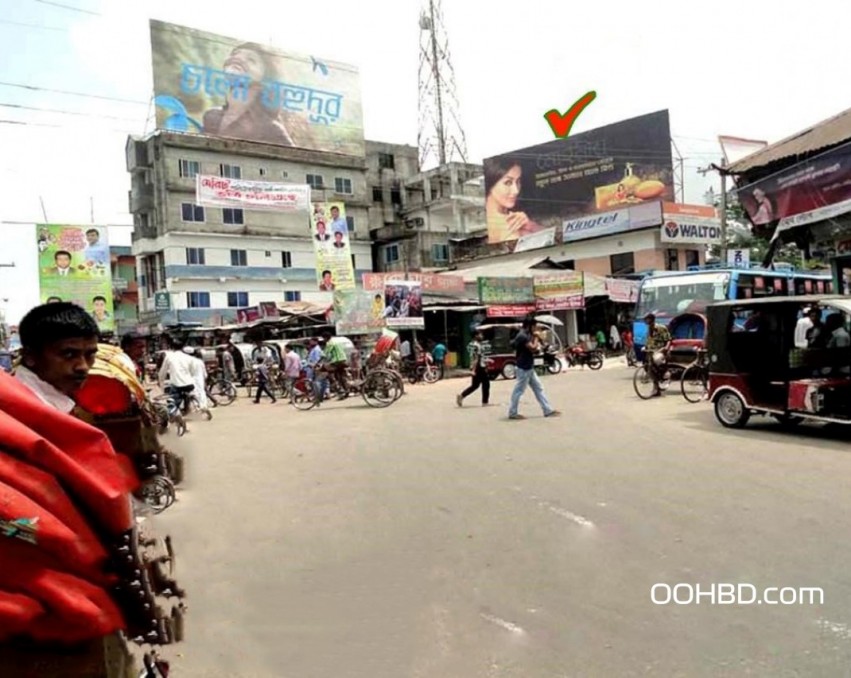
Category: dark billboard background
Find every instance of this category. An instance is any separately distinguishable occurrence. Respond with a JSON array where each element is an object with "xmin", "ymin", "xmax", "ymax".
[
  {"xmin": 483, "ymin": 110, "xmax": 674, "ymax": 244},
  {"xmin": 736, "ymin": 141, "xmax": 851, "ymax": 237}
]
